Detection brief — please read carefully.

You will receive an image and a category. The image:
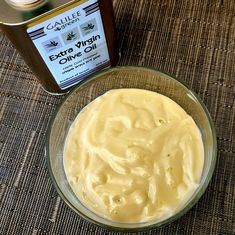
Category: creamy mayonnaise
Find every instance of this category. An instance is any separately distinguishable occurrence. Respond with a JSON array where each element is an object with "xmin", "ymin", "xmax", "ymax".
[{"xmin": 63, "ymin": 89, "xmax": 204, "ymax": 222}]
